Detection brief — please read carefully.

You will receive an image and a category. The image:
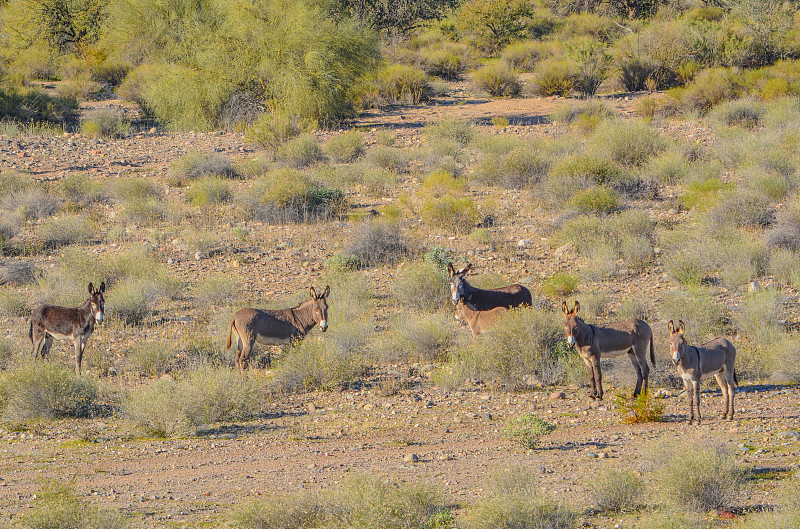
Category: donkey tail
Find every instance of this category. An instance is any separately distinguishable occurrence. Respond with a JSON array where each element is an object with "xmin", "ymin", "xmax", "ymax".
[
  {"xmin": 649, "ymin": 333, "xmax": 656, "ymax": 367},
  {"xmin": 734, "ymin": 368, "xmax": 739, "ymax": 387},
  {"xmin": 28, "ymin": 318, "xmax": 32, "ymax": 342},
  {"xmin": 226, "ymin": 319, "xmax": 236, "ymax": 350}
]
